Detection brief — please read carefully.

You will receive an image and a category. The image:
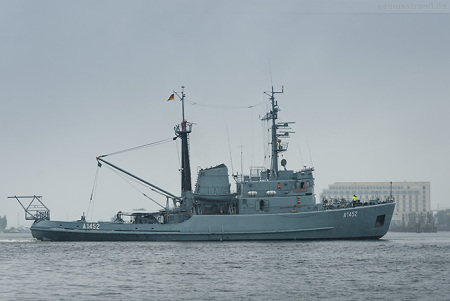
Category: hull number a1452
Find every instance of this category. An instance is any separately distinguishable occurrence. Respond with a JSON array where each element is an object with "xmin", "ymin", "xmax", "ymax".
[
  {"xmin": 83, "ymin": 223, "xmax": 100, "ymax": 230},
  {"xmin": 343, "ymin": 211, "xmax": 358, "ymax": 218}
]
